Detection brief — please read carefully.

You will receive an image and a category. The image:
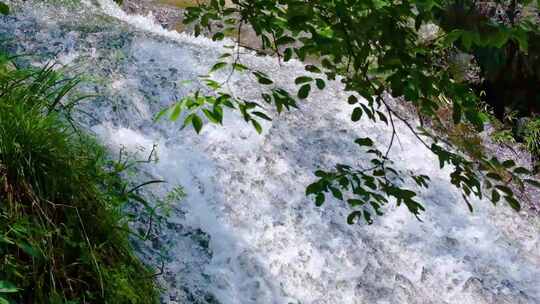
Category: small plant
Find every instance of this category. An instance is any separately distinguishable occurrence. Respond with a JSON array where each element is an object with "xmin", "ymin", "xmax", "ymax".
[
  {"xmin": 492, "ymin": 129, "xmax": 516, "ymax": 145},
  {"xmin": 524, "ymin": 118, "xmax": 540, "ymax": 158}
]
